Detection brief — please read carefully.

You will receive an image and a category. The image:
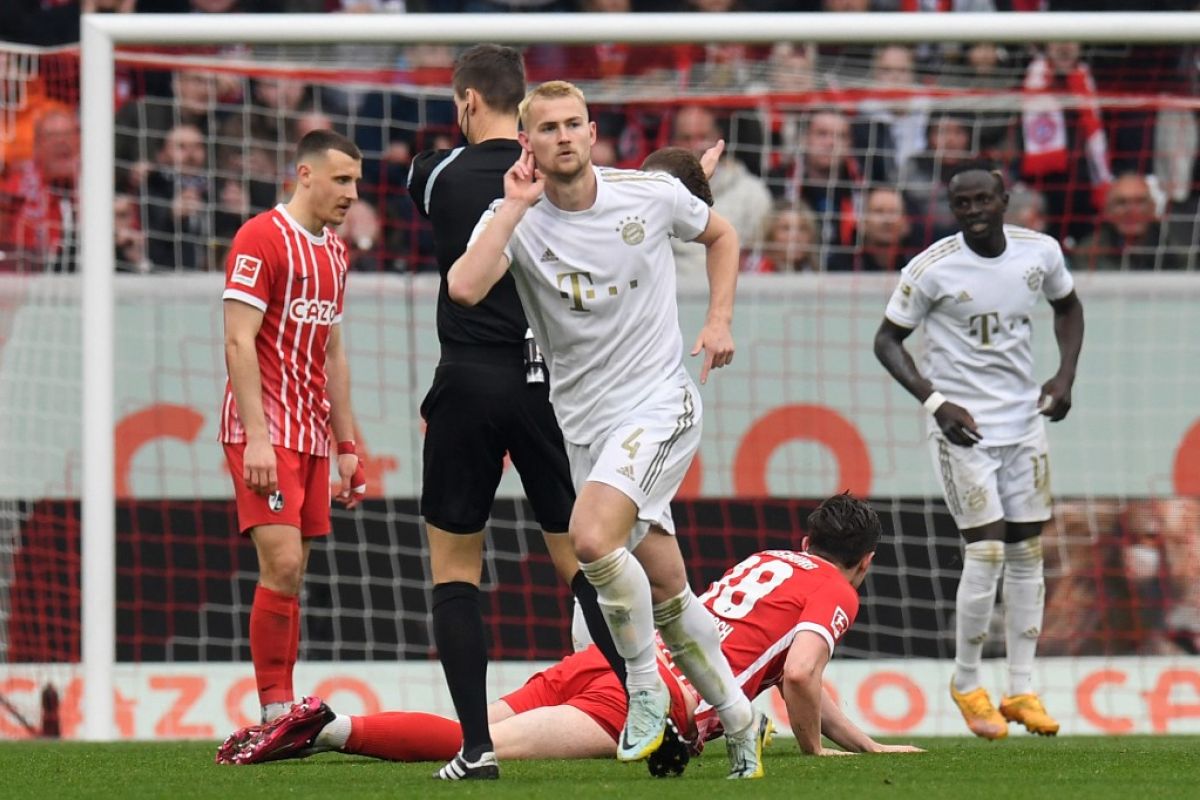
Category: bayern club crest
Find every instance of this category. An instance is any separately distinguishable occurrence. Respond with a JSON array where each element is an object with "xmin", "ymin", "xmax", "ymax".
[
  {"xmin": 1024, "ymin": 266, "xmax": 1045, "ymax": 292},
  {"xmin": 617, "ymin": 216, "xmax": 647, "ymax": 246}
]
